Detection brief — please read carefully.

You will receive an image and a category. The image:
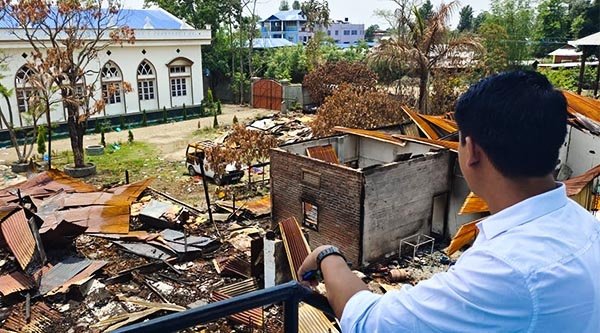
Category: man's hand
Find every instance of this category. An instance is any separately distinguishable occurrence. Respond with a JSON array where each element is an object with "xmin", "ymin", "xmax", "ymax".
[{"xmin": 298, "ymin": 245, "xmax": 333, "ymax": 286}]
